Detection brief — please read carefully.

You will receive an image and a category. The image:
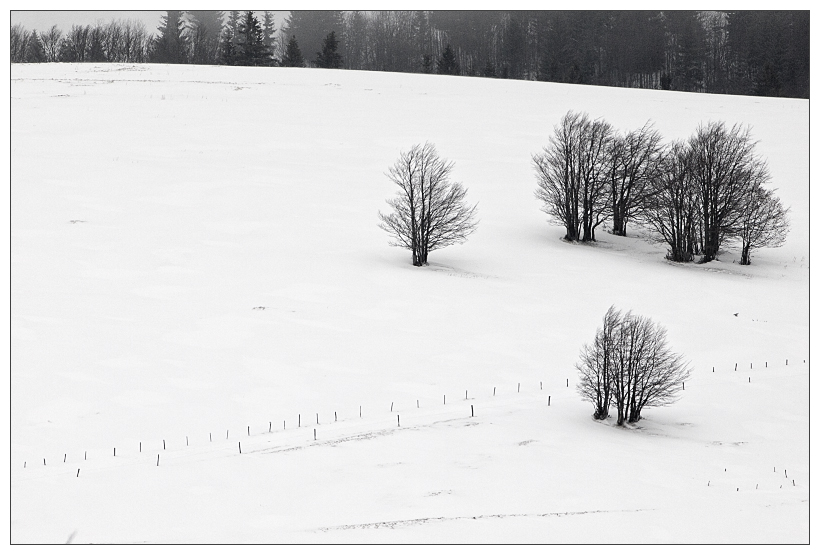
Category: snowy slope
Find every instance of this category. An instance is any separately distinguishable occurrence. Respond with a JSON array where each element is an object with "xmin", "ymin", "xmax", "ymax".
[{"xmin": 10, "ymin": 63, "xmax": 809, "ymax": 543}]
